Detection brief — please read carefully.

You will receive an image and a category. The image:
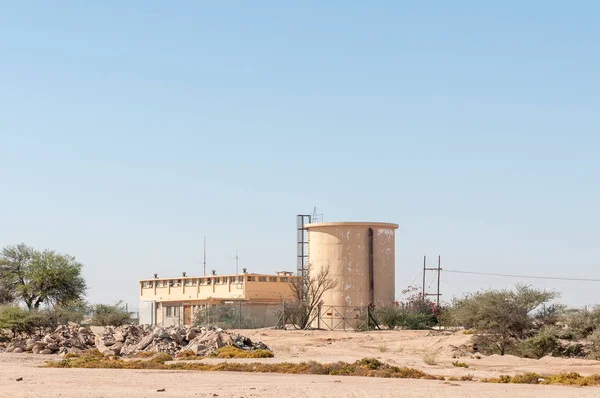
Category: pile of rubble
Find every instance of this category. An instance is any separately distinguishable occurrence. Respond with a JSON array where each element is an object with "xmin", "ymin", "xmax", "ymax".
[{"xmin": 0, "ymin": 323, "xmax": 269, "ymax": 357}]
